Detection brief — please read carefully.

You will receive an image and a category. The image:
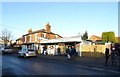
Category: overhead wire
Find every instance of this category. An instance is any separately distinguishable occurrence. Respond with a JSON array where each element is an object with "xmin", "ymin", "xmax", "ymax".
[
  {"xmin": 1, "ymin": 2, "xmax": 67, "ymax": 39},
  {"xmin": 0, "ymin": 24, "xmax": 27, "ymax": 32},
  {"xmin": 7, "ymin": 2, "xmax": 66, "ymax": 15}
]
